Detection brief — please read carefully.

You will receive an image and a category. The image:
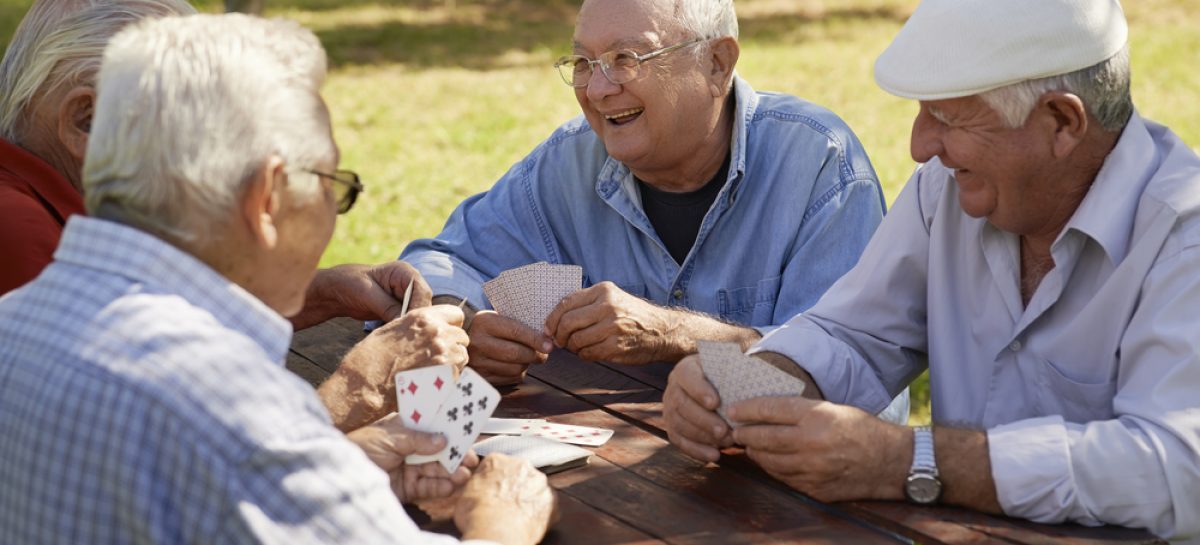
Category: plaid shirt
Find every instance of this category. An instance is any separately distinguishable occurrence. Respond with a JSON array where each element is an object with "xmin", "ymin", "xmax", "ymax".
[{"xmin": 0, "ymin": 217, "xmax": 477, "ymax": 544}]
